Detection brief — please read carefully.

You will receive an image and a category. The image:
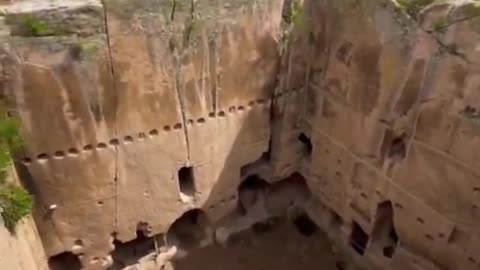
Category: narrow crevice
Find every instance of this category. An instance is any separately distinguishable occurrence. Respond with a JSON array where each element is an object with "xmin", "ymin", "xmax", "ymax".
[
  {"xmin": 170, "ymin": 0, "xmax": 177, "ymax": 21},
  {"xmin": 182, "ymin": 0, "xmax": 196, "ymax": 49},
  {"xmin": 173, "ymin": 45, "xmax": 192, "ymax": 161},
  {"xmin": 263, "ymin": 137, "xmax": 272, "ymax": 162},
  {"xmin": 301, "ymin": 1, "xmax": 316, "ymax": 125},
  {"xmin": 208, "ymin": 37, "xmax": 218, "ymax": 117},
  {"xmin": 100, "ymin": 0, "xmax": 120, "ymax": 231},
  {"xmin": 261, "ymin": 74, "xmax": 280, "ymax": 169},
  {"xmin": 169, "ymin": 0, "xmax": 193, "ymax": 161},
  {"xmin": 407, "ymin": 48, "xmax": 440, "ymax": 155},
  {"xmin": 175, "ymin": 86, "xmax": 192, "ymax": 161}
]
